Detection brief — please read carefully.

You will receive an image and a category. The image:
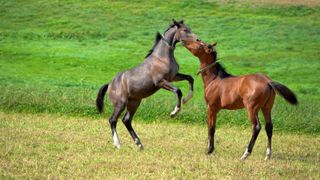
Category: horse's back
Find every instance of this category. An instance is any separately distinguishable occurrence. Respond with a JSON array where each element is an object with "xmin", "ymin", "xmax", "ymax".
[{"xmin": 239, "ymin": 73, "xmax": 274, "ymax": 107}]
